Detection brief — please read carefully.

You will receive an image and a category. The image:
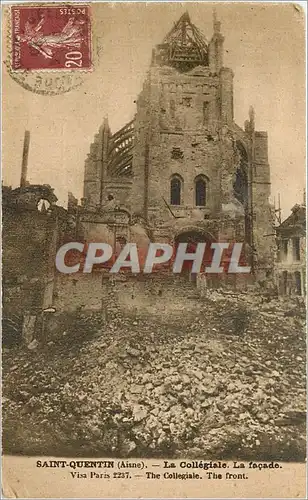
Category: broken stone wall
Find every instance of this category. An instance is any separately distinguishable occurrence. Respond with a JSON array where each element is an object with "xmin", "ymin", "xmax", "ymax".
[
  {"xmin": 2, "ymin": 187, "xmax": 71, "ymax": 344},
  {"xmin": 197, "ymin": 271, "xmax": 255, "ymax": 295},
  {"xmin": 3, "ymin": 208, "xmax": 51, "ymax": 316},
  {"xmin": 51, "ymin": 272, "xmax": 199, "ymax": 321}
]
